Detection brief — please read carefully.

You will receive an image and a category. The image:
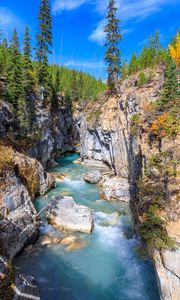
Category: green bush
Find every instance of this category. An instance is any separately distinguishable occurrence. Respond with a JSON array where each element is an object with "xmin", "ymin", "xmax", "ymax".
[
  {"xmin": 137, "ymin": 72, "xmax": 147, "ymax": 87},
  {"xmin": 140, "ymin": 205, "xmax": 177, "ymax": 251}
]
